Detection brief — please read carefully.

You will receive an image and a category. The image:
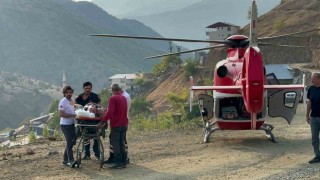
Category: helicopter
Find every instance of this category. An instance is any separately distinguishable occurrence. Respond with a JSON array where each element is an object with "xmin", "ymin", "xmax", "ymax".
[{"xmin": 91, "ymin": 0, "xmax": 318, "ymax": 143}]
